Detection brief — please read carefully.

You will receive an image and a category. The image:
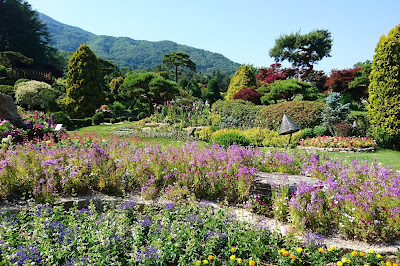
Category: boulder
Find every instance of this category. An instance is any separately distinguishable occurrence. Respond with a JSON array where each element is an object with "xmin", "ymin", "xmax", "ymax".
[{"xmin": 0, "ymin": 93, "xmax": 20, "ymax": 121}]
